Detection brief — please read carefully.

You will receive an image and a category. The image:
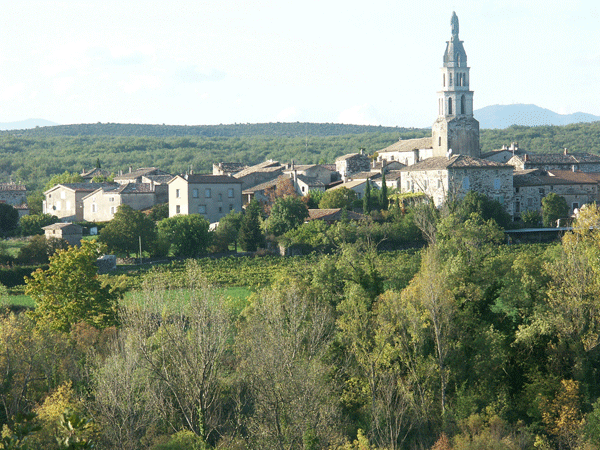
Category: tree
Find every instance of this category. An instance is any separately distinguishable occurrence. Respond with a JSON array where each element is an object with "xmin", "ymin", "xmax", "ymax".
[
  {"xmin": 17, "ymin": 235, "xmax": 69, "ymax": 265},
  {"xmin": 318, "ymin": 187, "xmax": 358, "ymax": 210},
  {"xmin": 264, "ymin": 195, "xmax": 309, "ymax": 236},
  {"xmin": 25, "ymin": 240, "xmax": 119, "ymax": 332},
  {"xmin": 363, "ymin": 179, "xmax": 372, "ymax": 214},
  {"xmin": 99, "ymin": 205, "xmax": 158, "ymax": 256},
  {"xmin": 380, "ymin": 172, "xmax": 389, "ymax": 211},
  {"xmin": 239, "ymin": 200, "xmax": 264, "ymax": 252},
  {"xmin": 157, "ymin": 214, "xmax": 211, "ymax": 257},
  {"xmin": 305, "ymin": 189, "xmax": 324, "ymax": 209},
  {"xmin": 211, "ymin": 210, "xmax": 244, "ymax": 252},
  {"xmin": 19, "ymin": 213, "xmax": 59, "ymax": 236},
  {"xmin": 456, "ymin": 190, "xmax": 512, "ymax": 229},
  {"xmin": 0, "ymin": 203, "xmax": 19, "ymax": 236},
  {"xmin": 542, "ymin": 192, "xmax": 569, "ymax": 227},
  {"xmin": 43, "ymin": 171, "xmax": 84, "ymax": 191},
  {"xmin": 147, "ymin": 203, "xmax": 169, "ymax": 222}
]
